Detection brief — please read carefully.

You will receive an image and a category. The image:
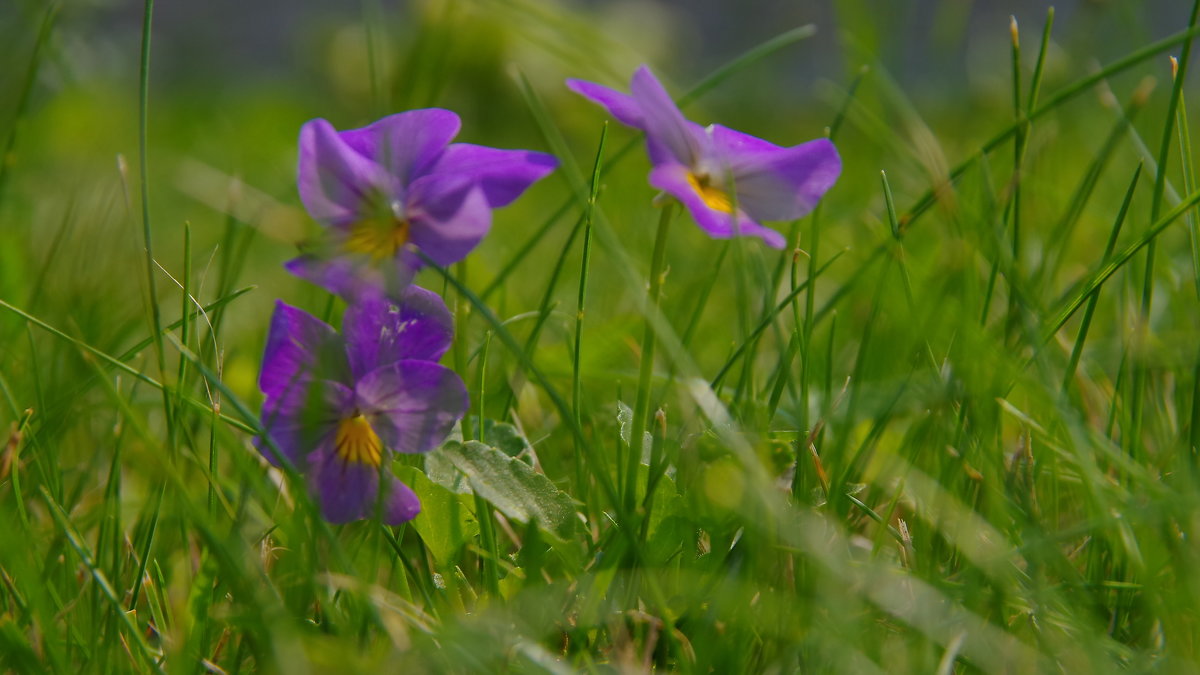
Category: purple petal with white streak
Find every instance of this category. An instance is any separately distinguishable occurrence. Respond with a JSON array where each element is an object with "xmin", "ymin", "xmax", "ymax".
[
  {"xmin": 342, "ymin": 285, "xmax": 455, "ymax": 379},
  {"xmin": 708, "ymin": 122, "xmax": 783, "ymax": 156}
]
